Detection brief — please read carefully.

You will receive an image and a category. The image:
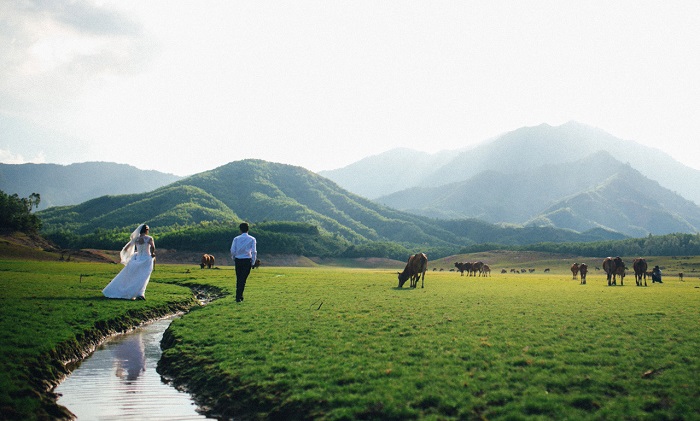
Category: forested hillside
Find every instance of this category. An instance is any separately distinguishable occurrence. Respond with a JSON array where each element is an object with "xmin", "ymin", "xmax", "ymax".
[{"xmin": 38, "ymin": 160, "xmax": 622, "ymax": 259}]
